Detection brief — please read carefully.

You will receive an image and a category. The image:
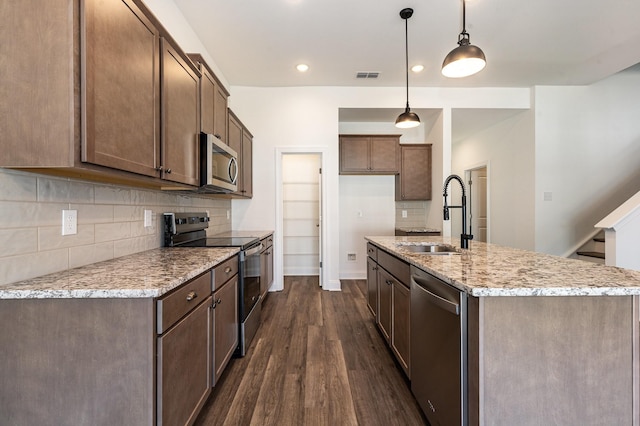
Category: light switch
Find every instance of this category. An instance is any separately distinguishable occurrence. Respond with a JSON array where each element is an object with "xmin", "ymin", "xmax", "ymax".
[{"xmin": 543, "ymin": 192, "xmax": 553, "ymax": 201}]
